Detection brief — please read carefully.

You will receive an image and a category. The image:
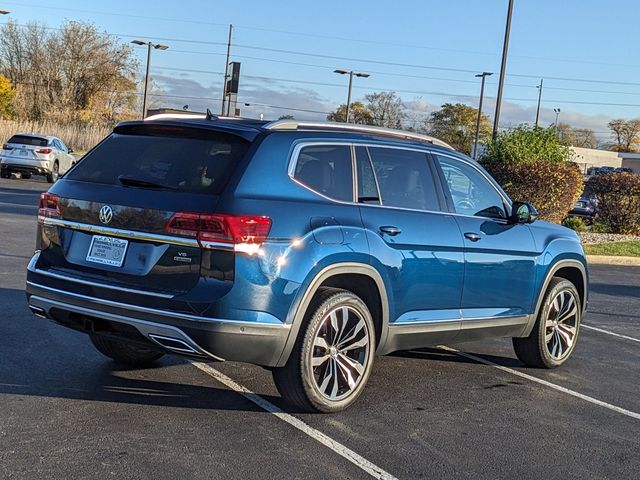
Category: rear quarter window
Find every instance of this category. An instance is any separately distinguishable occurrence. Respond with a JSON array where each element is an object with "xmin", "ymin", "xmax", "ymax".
[{"xmin": 65, "ymin": 131, "xmax": 249, "ymax": 194}]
